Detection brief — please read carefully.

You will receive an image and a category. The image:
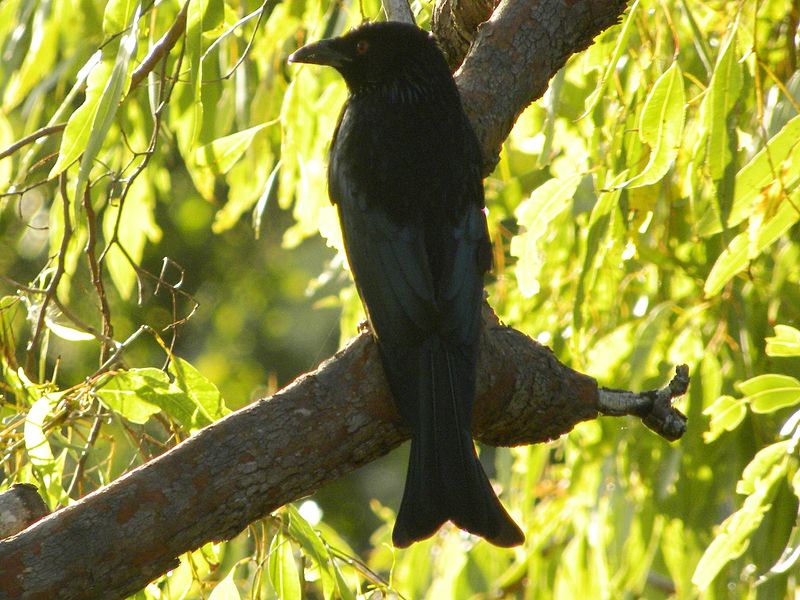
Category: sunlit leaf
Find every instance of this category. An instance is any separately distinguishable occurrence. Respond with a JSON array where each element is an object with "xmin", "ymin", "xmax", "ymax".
[
  {"xmin": 48, "ymin": 52, "xmax": 108, "ymax": 177},
  {"xmin": 766, "ymin": 324, "xmax": 800, "ymax": 357},
  {"xmin": 703, "ymin": 395, "xmax": 747, "ymax": 443},
  {"xmin": 580, "ymin": 0, "xmax": 639, "ymax": 118},
  {"xmin": 208, "ymin": 564, "xmax": 241, "ymax": 600},
  {"xmin": 169, "ymin": 356, "xmax": 229, "ymax": 427},
  {"xmin": 737, "ymin": 441, "xmax": 792, "ymax": 495},
  {"xmin": 286, "ymin": 504, "xmax": 354, "ymax": 600},
  {"xmin": 72, "ymin": 5, "xmax": 141, "ymax": 214},
  {"xmin": 95, "ymin": 369, "xmax": 167, "ymax": 424},
  {"xmin": 704, "ymin": 196, "xmax": 800, "ymax": 296},
  {"xmin": 253, "ymin": 160, "xmax": 281, "ymax": 238},
  {"xmin": 2, "ymin": 2, "xmax": 59, "ymax": 110},
  {"xmin": 698, "ymin": 114, "xmax": 800, "ymax": 236},
  {"xmin": 103, "ymin": 0, "xmax": 137, "ymax": 35},
  {"xmin": 511, "ymin": 175, "xmax": 581, "ymax": 297},
  {"xmin": 44, "ymin": 318, "xmax": 95, "ymax": 341},
  {"xmin": 624, "ymin": 62, "xmax": 685, "ymax": 188},
  {"xmin": 692, "ymin": 447, "xmax": 788, "ymax": 590},
  {"xmin": 0, "ymin": 112, "xmax": 13, "ymax": 191},
  {"xmin": 703, "ymin": 23, "xmax": 742, "ymax": 182},
  {"xmin": 102, "ymin": 174, "xmax": 161, "ymax": 299},
  {"xmin": 195, "ymin": 123, "xmax": 271, "ymax": 174},
  {"xmin": 737, "ymin": 374, "xmax": 800, "ymax": 414},
  {"xmin": 24, "ymin": 394, "xmax": 57, "ymax": 466},
  {"xmin": 268, "ymin": 532, "xmax": 302, "ymax": 600}
]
